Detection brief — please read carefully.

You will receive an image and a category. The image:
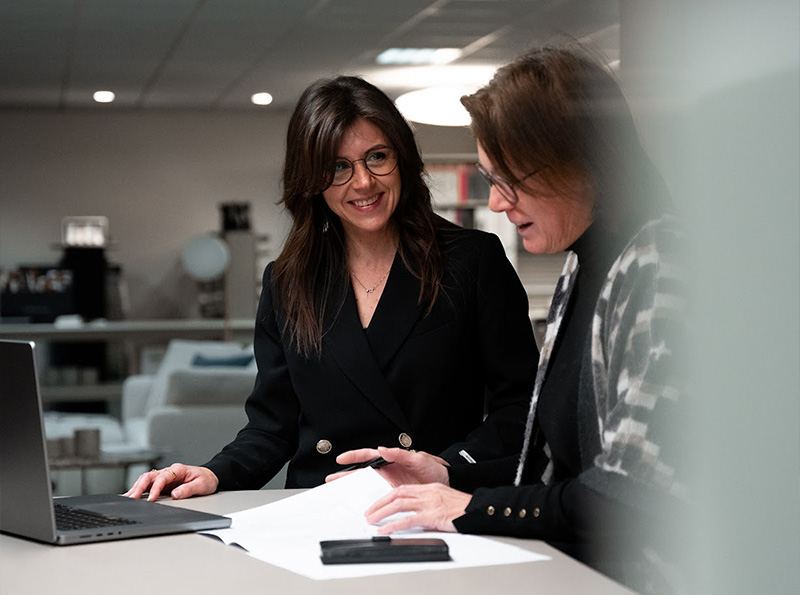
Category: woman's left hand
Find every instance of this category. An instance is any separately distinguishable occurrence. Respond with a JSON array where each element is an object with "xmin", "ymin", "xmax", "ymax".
[{"xmin": 364, "ymin": 483, "xmax": 472, "ymax": 534}]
